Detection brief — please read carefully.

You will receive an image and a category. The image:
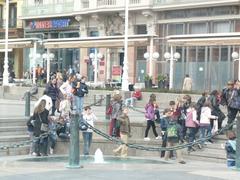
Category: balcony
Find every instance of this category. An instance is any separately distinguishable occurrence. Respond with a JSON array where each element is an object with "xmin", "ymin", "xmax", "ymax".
[
  {"xmin": 77, "ymin": 0, "xmax": 152, "ymax": 13},
  {"xmin": 153, "ymin": 0, "xmax": 239, "ymax": 9},
  {"xmin": 22, "ymin": 0, "xmax": 74, "ymax": 18}
]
